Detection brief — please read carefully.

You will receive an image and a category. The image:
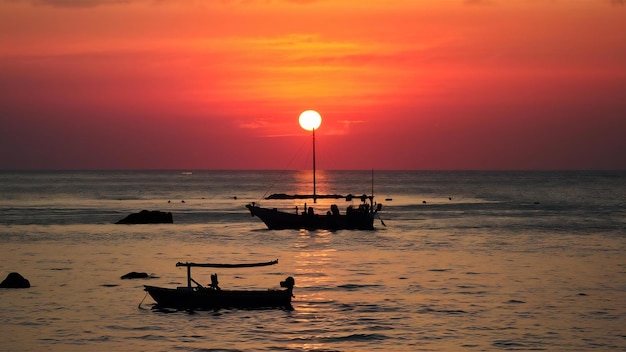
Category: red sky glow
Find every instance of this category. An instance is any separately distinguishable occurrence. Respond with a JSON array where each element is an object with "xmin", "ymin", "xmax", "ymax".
[{"xmin": 1, "ymin": 0, "xmax": 625, "ymax": 170}]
